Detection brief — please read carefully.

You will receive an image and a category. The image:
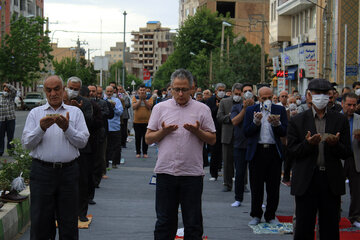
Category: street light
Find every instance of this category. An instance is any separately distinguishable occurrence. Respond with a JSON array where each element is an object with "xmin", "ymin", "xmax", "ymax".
[{"xmin": 221, "ymin": 21, "xmax": 231, "ymax": 59}]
